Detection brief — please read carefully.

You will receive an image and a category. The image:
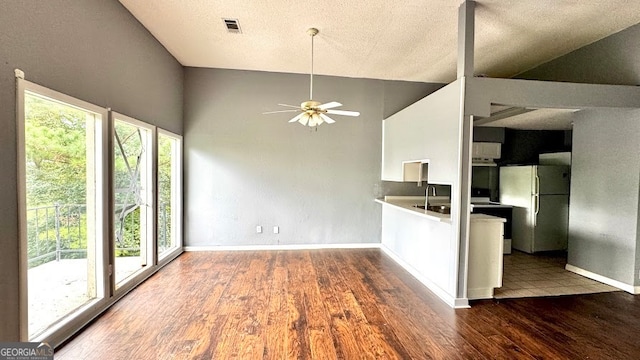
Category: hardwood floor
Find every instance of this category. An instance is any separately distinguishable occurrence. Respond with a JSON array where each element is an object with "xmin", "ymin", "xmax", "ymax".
[{"xmin": 55, "ymin": 250, "xmax": 640, "ymax": 359}]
